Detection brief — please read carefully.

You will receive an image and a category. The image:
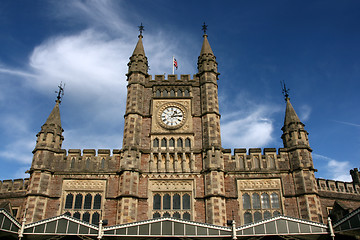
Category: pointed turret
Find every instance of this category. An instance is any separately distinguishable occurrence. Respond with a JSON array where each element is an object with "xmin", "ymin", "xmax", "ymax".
[
  {"xmin": 281, "ymin": 97, "xmax": 309, "ymax": 149},
  {"xmin": 34, "ymin": 100, "xmax": 64, "ymax": 152},
  {"xmin": 197, "ymin": 24, "xmax": 218, "ymax": 75},
  {"xmin": 127, "ymin": 28, "xmax": 148, "ymax": 76}
]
